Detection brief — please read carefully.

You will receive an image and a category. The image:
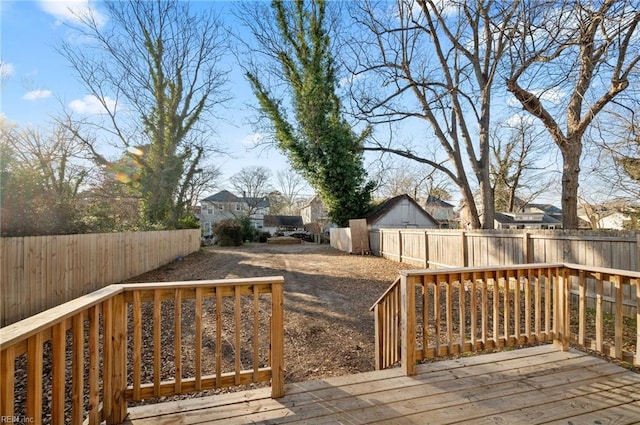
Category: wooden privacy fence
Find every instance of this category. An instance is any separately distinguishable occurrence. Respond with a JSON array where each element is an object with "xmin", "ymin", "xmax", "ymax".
[
  {"xmin": 369, "ymin": 229, "xmax": 640, "ymax": 270},
  {"xmin": 0, "ymin": 276, "xmax": 285, "ymax": 425},
  {"xmin": 370, "ymin": 263, "xmax": 640, "ymax": 374},
  {"xmin": 0, "ymin": 229, "xmax": 201, "ymax": 326},
  {"xmin": 366, "ymin": 228, "xmax": 640, "ymax": 316}
]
